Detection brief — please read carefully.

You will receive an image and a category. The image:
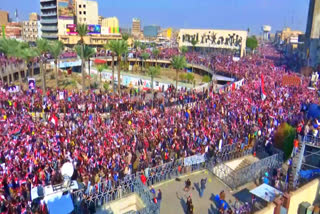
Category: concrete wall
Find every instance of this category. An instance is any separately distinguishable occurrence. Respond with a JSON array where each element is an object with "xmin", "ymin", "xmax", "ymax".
[
  {"xmin": 288, "ymin": 178, "xmax": 320, "ymax": 214},
  {"xmin": 178, "ymin": 29, "xmax": 247, "ymax": 57},
  {"xmin": 255, "ymin": 203, "xmax": 276, "ymax": 214}
]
